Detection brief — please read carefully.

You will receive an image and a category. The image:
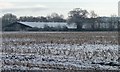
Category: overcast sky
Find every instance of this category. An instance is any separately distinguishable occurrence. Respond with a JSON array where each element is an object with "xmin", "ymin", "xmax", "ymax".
[{"xmin": 0, "ymin": 0, "xmax": 119, "ymax": 18}]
